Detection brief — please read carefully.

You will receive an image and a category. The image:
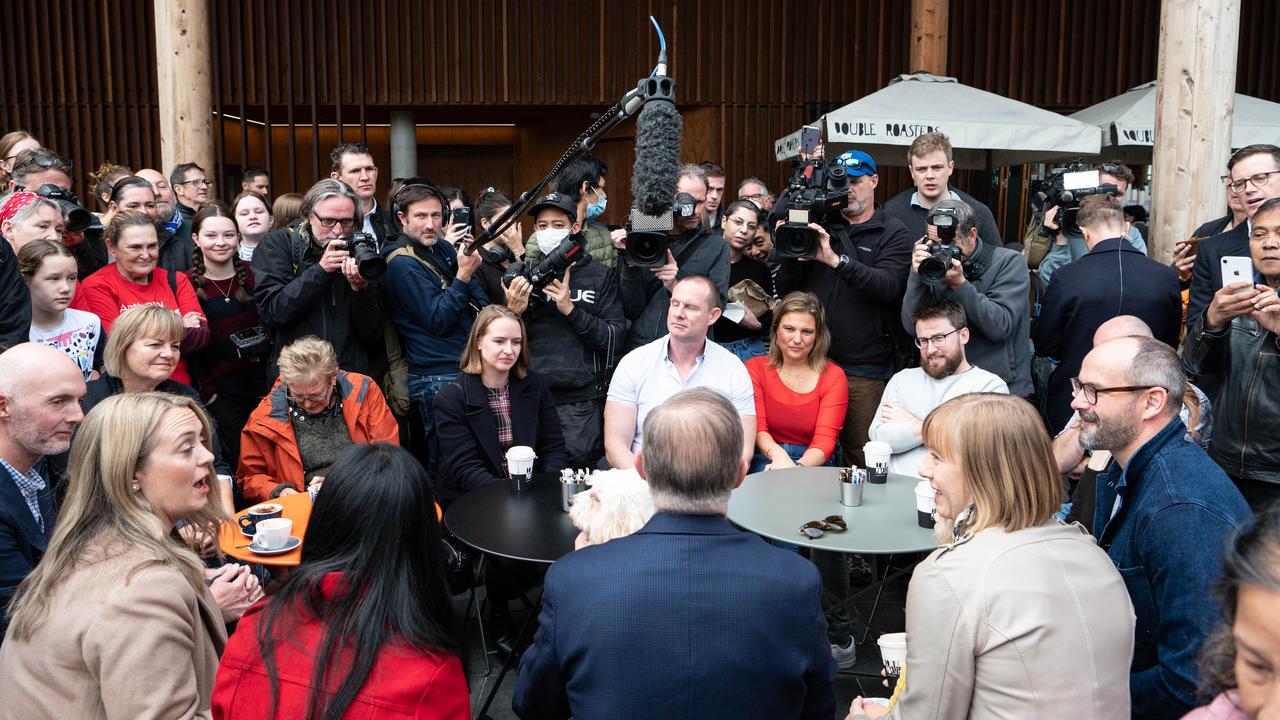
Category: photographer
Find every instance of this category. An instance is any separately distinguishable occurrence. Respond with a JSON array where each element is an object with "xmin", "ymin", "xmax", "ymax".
[
  {"xmin": 1037, "ymin": 161, "xmax": 1147, "ymax": 286},
  {"xmin": 506, "ymin": 192, "xmax": 623, "ymax": 468},
  {"xmin": 901, "ymin": 199, "xmax": 1032, "ymax": 397},
  {"xmin": 526, "ymin": 155, "xmax": 619, "ymax": 269},
  {"xmin": 253, "ymin": 178, "xmax": 386, "ymax": 381},
  {"xmin": 774, "ymin": 149, "xmax": 912, "ymax": 468},
  {"xmin": 620, "ymin": 164, "xmax": 729, "ymax": 352}
]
